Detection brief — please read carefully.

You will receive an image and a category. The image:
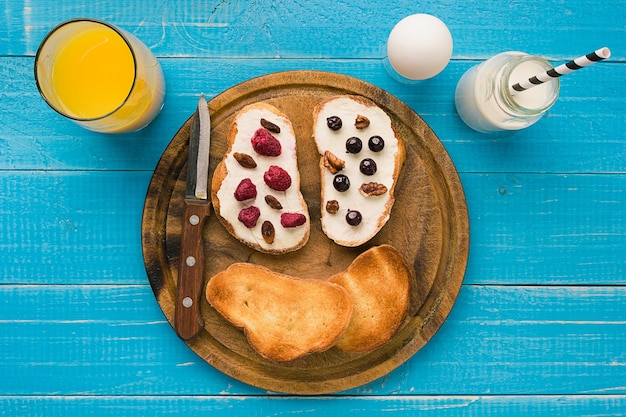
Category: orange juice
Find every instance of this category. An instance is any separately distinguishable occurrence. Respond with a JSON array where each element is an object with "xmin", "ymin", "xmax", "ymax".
[
  {"xmin": 35, "ymin": 19, "xmax": 165, "ymax": 133},
  {"xmin": 52, "ymin": 25, "xmax": 135, "ymax": 119}
]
